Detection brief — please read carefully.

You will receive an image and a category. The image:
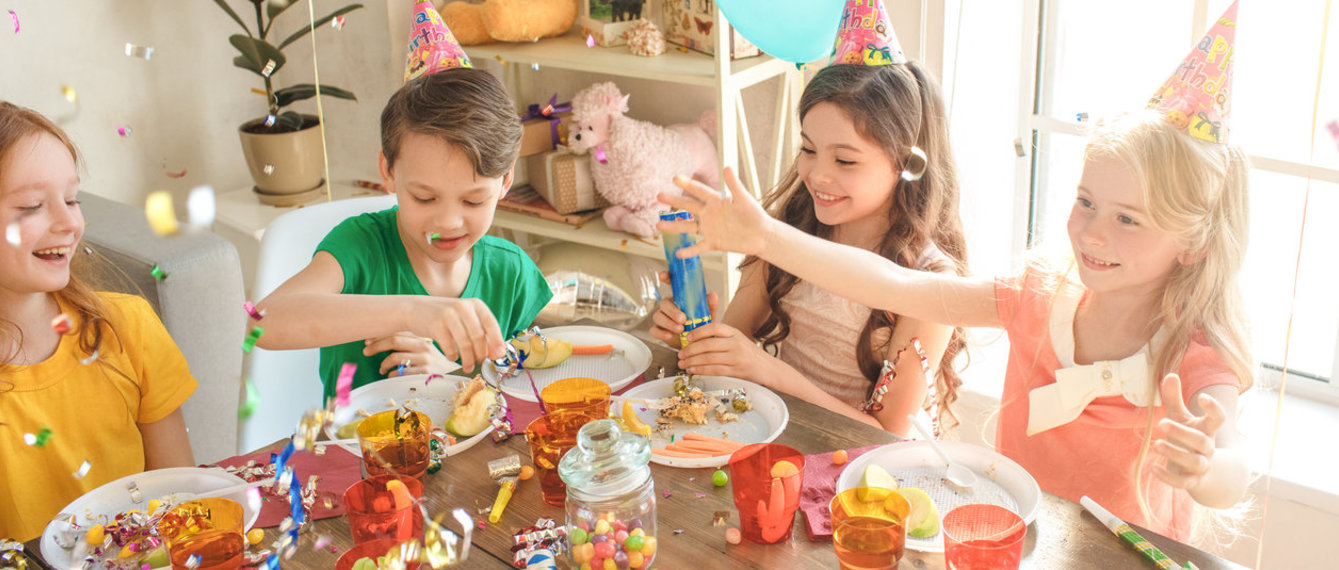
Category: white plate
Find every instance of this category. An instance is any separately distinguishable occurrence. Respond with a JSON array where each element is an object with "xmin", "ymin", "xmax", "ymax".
[
  {"xmin": 41, "ymin": 467, "xmax": 261, "ymax": 569},
  {"xmin": 836, "ymin": 441, "xmax": 1041, "ymax": 553},
  {"xmin": 325, "ymin": 374, "xmax": 500, "ymax": 456},
  {"xmin": 483, "ymin": 326, "xmax": 652, "ymax": 402},
  {"xmin": 620, "ymin": 375, "xmax": 789, "ymax": 469}
]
